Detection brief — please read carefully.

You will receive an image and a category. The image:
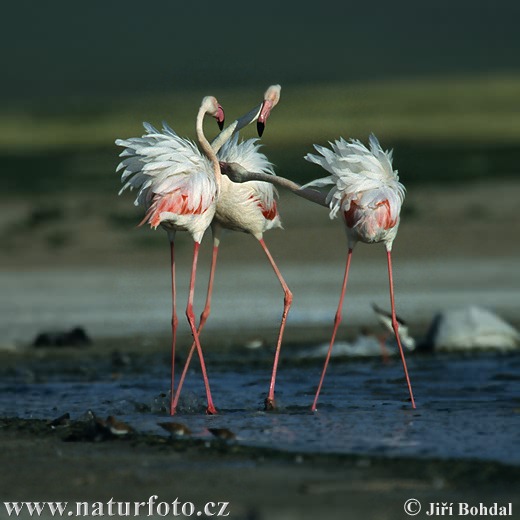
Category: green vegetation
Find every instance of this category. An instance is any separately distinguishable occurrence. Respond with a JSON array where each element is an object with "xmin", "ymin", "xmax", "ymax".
[
  {"xmin": 4, "ymin": 76, "xmax": 520, "ymax": 149},
  {"xmin": 2, "ymin": 76, "xmax": 520, "ymax": 196}
]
